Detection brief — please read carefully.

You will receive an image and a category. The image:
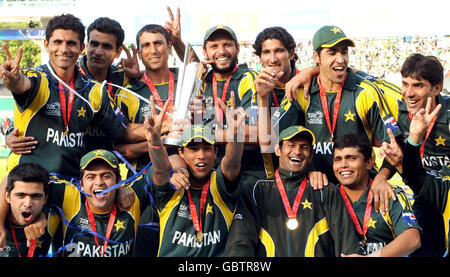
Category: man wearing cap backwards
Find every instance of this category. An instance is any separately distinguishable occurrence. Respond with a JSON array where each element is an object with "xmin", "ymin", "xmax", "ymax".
[
  {"xmin": 275, "ymin": 26, "xmax": 396, "ymax": 199},
  {"xmin": 333, "ymin": 134, "xmax": 421, "ymax": 257},
  {"xmin": 225, "ymin": 125, "xmax": 362, "ymax": 257},
  {"xmin": 144, "ymin": 93, "xmax": 246, "ymax": 256}
]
